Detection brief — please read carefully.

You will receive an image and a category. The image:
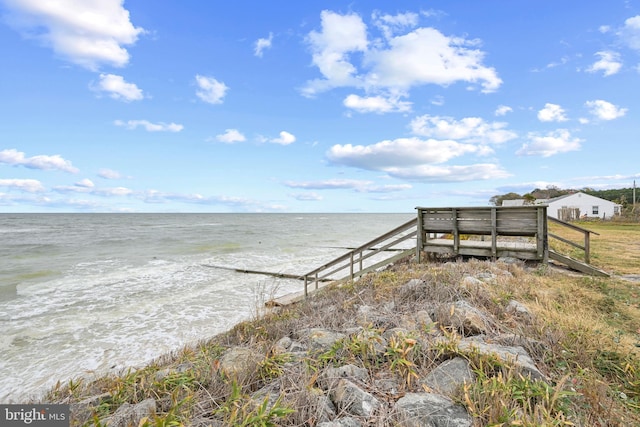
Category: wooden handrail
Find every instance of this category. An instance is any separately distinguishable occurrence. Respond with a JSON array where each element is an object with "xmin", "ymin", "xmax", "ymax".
[
  {"xmin": 547, "ymin": 216, "xmax": 596, "ymax": 264},
  {"xmin": 301, "ymin": 217, "xmax": 418, "ymax": 297}
]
